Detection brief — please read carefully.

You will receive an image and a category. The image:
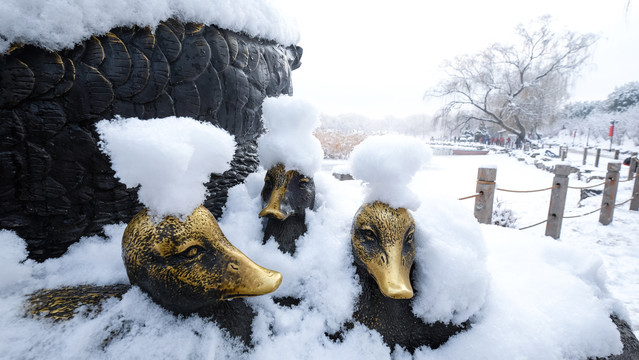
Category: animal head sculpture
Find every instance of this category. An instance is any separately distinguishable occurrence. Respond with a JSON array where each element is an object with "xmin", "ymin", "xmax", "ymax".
[
  {"xmin": 351, "ymin": 201, "xmax": 416, "ymax": 299},
  {"xmin": 122, "ymin": 205, "xmax": 282, "ymax": 314},
  {"xmin": 259, "ymin": 163, "xmax": 315, "ymax": 221}
]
